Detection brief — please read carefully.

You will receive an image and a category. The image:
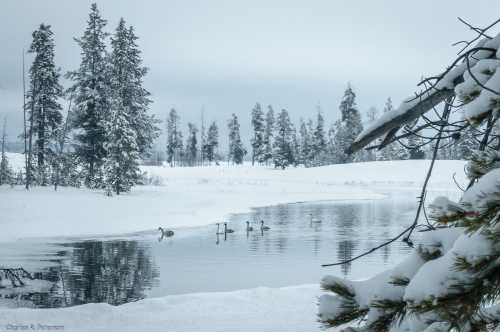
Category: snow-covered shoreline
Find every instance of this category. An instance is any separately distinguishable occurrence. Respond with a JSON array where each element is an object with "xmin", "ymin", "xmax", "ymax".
[
  {"xmin": 0, "ymin": 159, "xmax": 466, "ymax": 242},
  {"xmin": 0, "ymin": 284, "xmax": 321, "ymax": 332}
]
